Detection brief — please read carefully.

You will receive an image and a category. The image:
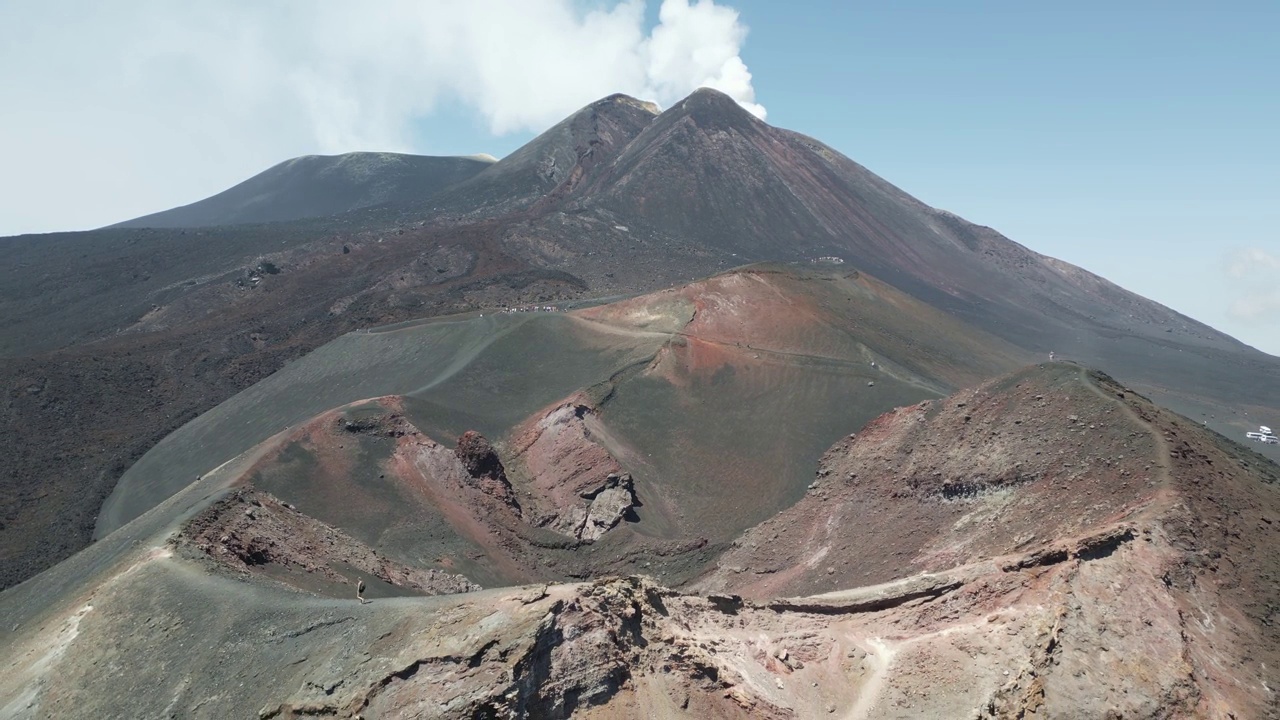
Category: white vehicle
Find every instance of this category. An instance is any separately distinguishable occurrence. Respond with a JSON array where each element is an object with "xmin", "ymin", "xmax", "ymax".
[{"xmin": 1245, "ymin": 425, "xmax": 1279, "ymax": 444}]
